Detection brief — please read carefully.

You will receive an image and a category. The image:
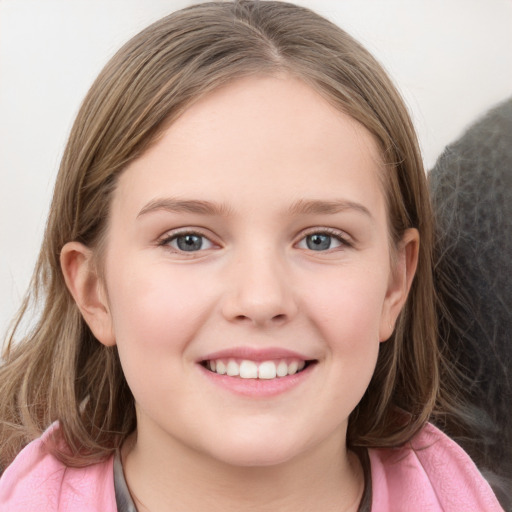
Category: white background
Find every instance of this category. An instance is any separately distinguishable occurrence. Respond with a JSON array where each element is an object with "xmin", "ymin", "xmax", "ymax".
[{"xmin": 1, "ymin": 0, "xmax": 512, "ymax": 339}]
